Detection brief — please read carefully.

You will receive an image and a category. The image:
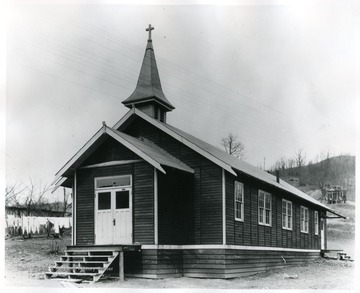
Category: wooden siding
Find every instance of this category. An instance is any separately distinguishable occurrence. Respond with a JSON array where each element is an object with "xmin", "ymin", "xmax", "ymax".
[
  {"xmin": 125, "ymin": 248, "xmax": 319, "ymax": 279},
  {"xmin": 158, "ymin": 168, "xmax": 194, "ymax": 244},
  {"xmin": 183, "ymin": 249, "xmax": 319, "ymax": 278},
  {"xmin": 133, "ymin": 162, "xmax": 154, "ymax": 244},
  {"xmin": 81, "ymin": 136, "xmax": 138, "ymax": 166},
  {"xmin": 125, "ymin": 250, "xmax": 183, "ymax": 278},
  {"xmin": 75, "ymin": 137, "xmax": 154, "ymax": 245},
  {"xmin": 225, "ymin": 171, "xmax": 325, "ymax": 250},
  {"xmin": 123, "ymin": 117, "xmax": 223, "ymax": 245}
]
